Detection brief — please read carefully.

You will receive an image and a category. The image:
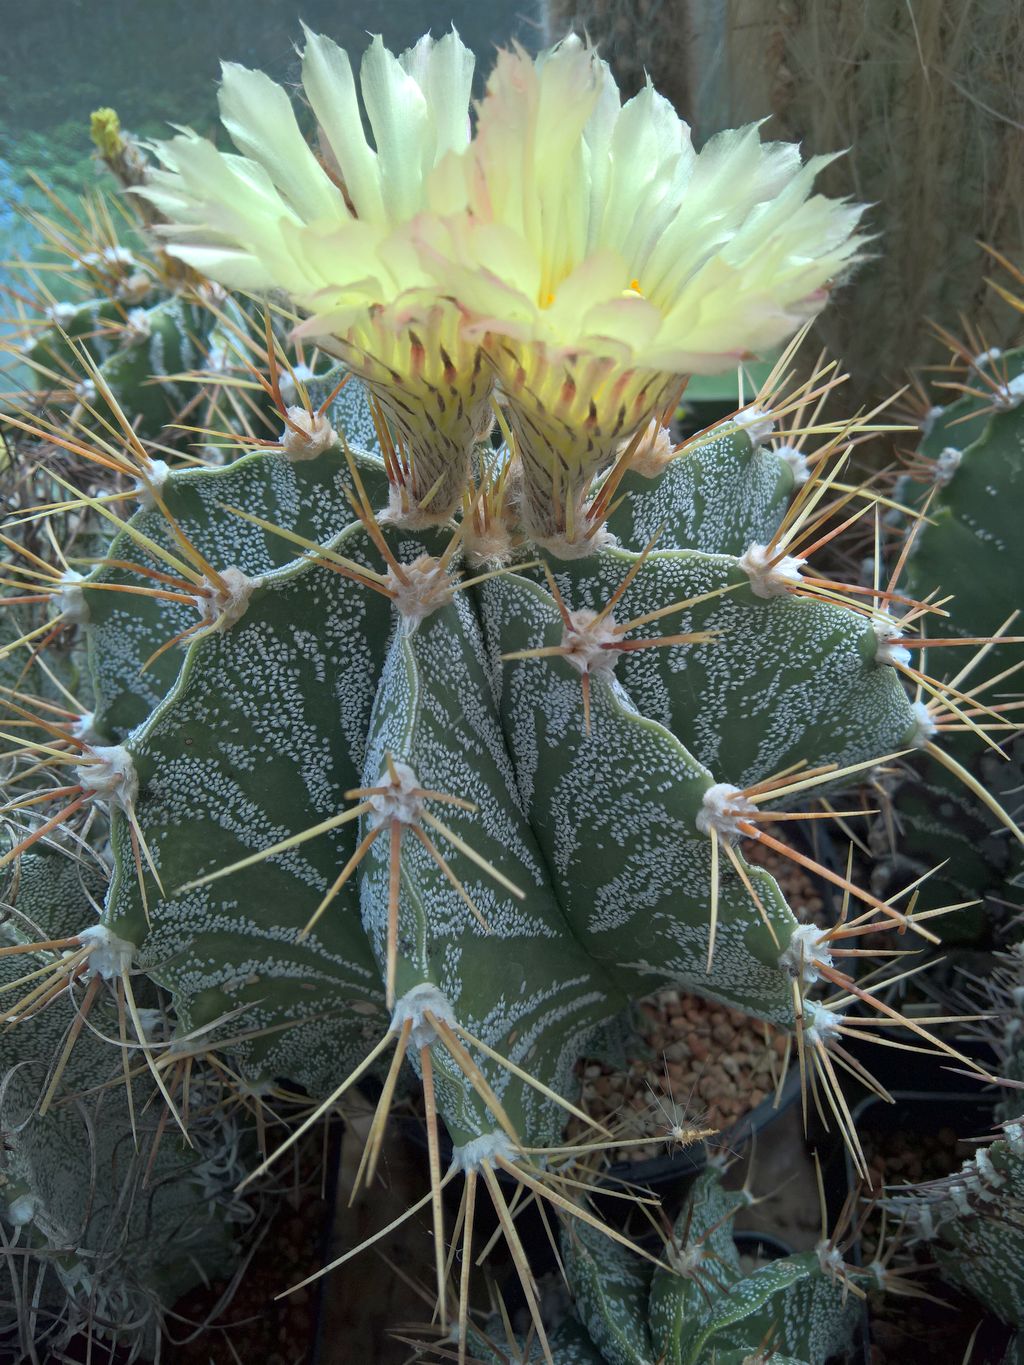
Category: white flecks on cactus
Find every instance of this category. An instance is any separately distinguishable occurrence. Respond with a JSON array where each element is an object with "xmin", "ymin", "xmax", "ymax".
[
  {"xmin": 389, "ymin": 982, "xmax": 457, "ymax": 1049},
  {"xmin": 933, "ymin": 446, "xmax": 962, "ymax": 485},
  {"xmin": 871, "ymin": 611, "xmax": 911, "ymax": 667},
  {"xmin": 696, "ymin": 782, "xmax": 757, "ymax": 840},
  {"xmin": 73, "ymin": 378, "xmax": 97, "ymax": 406},
  {"xmin": 774, "ymin": 441, "xmax": 811, "ymax": 486},
  {"xmin": 1005, "ymin": 1122, "xmax": 1024, "ymax": 1155},
  {"xmin": 733, "ymin": 406, "xmax": 776, "ymax": 447},
  {"xmin": 78, "ymin": 924, "xmax": 135, "ymax": 979},
  {"xmin": 280, "ymin": 405, "xmax": 338, "ymax": 460},
  {"xmin": 908, "ymin": 699, "xmax": 938, "ymax": 747},
  {"xmin": 560, "ymin": 609, "xmax": 622, "ymax": 679},
  {"xmin": 450, "ymin": 1129, "xmax": 520, "ymax": 1172},
  {"xmin": 75, "ymin": 744, "xmax": 138, "ymax": 807},
  {"xmin": 386, "ymin": 554, "xmax": 454, "ymax": 625},
  {"xmin": 56, "ymin": 569, "xmax": 89, "ymax": 625},
  {"xmin": 195, "ymin": 566, "xmax": 262, "ymax": 632},
  {"xmin": 779, "ymin": 923, "xmax": 834, "ymax": 986},
  {"xmin": 739, "ymin": 542, "xmax": 806, "ymax": 598},
  {"xmin": 133, "ymin": 457, "xmax": 170, "ymax": 508}
]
